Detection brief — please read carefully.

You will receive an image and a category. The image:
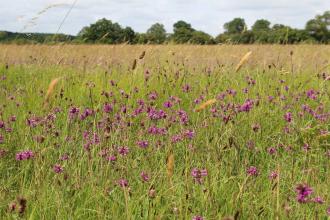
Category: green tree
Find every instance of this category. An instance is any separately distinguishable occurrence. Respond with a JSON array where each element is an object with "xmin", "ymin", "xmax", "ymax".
[
  {"xmin": 190, "ymin": 31, "xmax": 214, "ymax": 44},
  {"xmin": 305, "ymin": 11, "xmax": 330, "ymax": 43},
  {"xmin": 224, "ymin": 18, "xmax": 246, "ymax": 34},
  {"xmin": 172, "ymin": 20, "xmax": 195, "ymax": 43},
  {"xmin": 252, "ymin": 19, "xmax": 271, "ymax": 32},
  {"xmin": 146, "ymin": 23, "xmax": 167, "ymax": 44},
  {"xmin": 77, "ymin": 18, "xmax": 135, "ymax": 44}
]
